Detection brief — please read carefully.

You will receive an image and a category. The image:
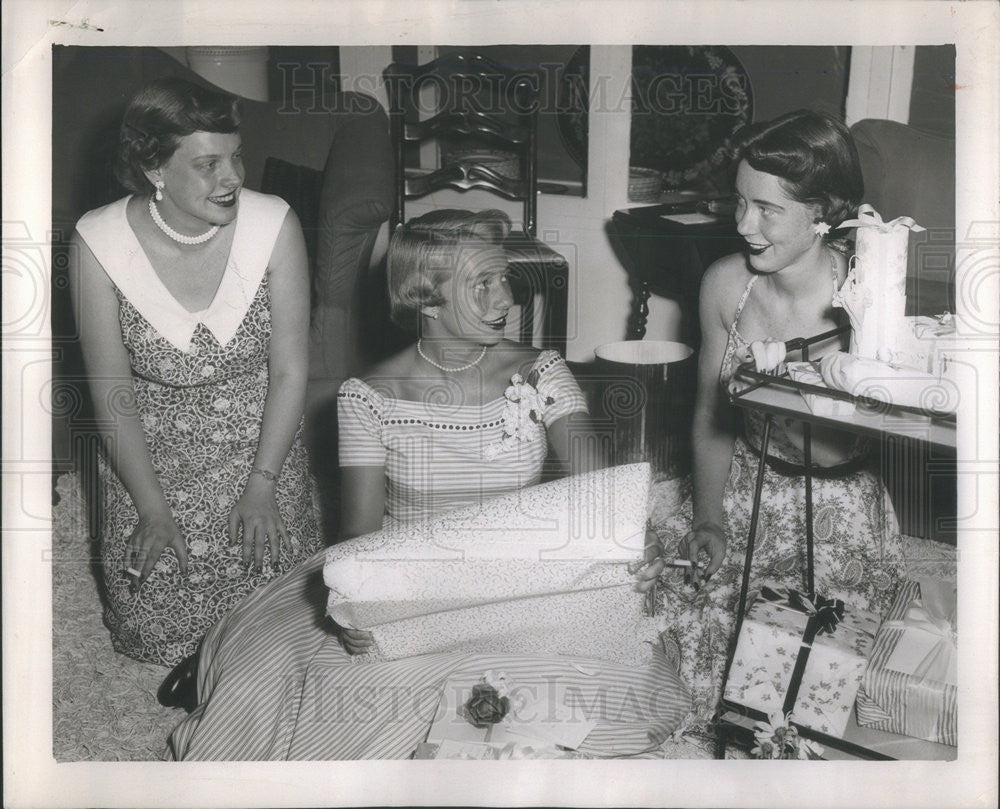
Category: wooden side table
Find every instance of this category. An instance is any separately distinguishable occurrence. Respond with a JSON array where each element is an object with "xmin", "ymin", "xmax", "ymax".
[{"xmin": 610, "ymin": 204, "xmax": 743, "ymax": 347}]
